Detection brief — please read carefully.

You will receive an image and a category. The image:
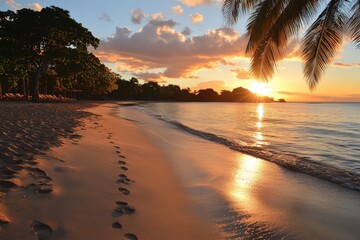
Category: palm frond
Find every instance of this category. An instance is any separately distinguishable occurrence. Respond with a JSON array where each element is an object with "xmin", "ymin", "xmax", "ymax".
[
  {"xmin": 222, "ymin": 0, "xmax": 262, "ymax": 25},
  {"xmin": 302, "ymin": 0, "xmax": 347, "ymax": 90},
  {"xmin": 250, "ymin": 36, "xmax": 282, "ymax": 80},
  {"xmin": 250, "ymin": 0, "xmax": 320, "ymax": 81},
  {"xmin": 246, "ymin": 0, "xmax": 287, "ymax": 54},
  {"xmin": 349, "ymin": 0, "xmax": 360, "ymax": 48}
]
